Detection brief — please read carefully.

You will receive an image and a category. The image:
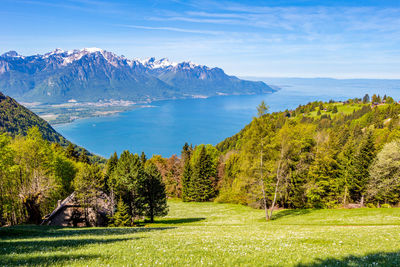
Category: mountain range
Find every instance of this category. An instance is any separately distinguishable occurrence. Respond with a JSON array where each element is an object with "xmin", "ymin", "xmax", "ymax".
[{"xmin": 0, "ymin": 48, "xmax": 275, "ymax": 104}]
